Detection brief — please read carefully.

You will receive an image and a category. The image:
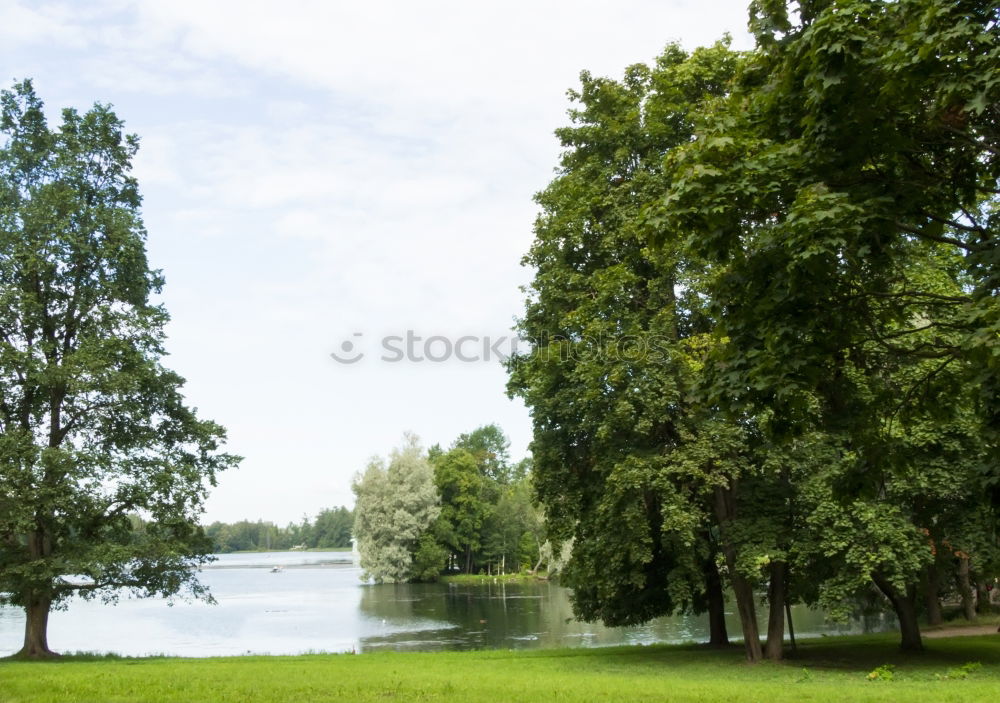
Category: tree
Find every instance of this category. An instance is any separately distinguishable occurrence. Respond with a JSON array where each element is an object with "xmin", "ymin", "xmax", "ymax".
[
  {"xmin": 483, "ymin": 475, "xmax": 544, "ymax": 573},
  {"xmin": 312, "ymin": 506, "xmax": 354, "ymax": 549},
  {"xmin": 658, "ymin": 0, "xmax": 998, "ymax": 423},
  {"xmin": 0, "ymin": 80, "xmax": 239, "ymax": 658},
  {"xmin": 351, "ymin": 434, "xmax": 440, "ymax": 583},
  {"xmin": 506, "ymin": 12, "xmax": 999, "ymax": 659},
  {"xmin": 452, "ymin": 424, "xmax": 515, "ymax": 484},
  {"xmin": 650, "ymin": 0, "xmax": 1000, "ymax": 652},
  {"xmin": 507, "ymin": 42, "xmax": 759, "ymax": 655},
  {"xmin": 431, "ymin": 447, "xmax": 491, "ymax": 574},
  {"xmin": 202, "ymin": 507, "xmax": 356, "ymax": 552}
]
